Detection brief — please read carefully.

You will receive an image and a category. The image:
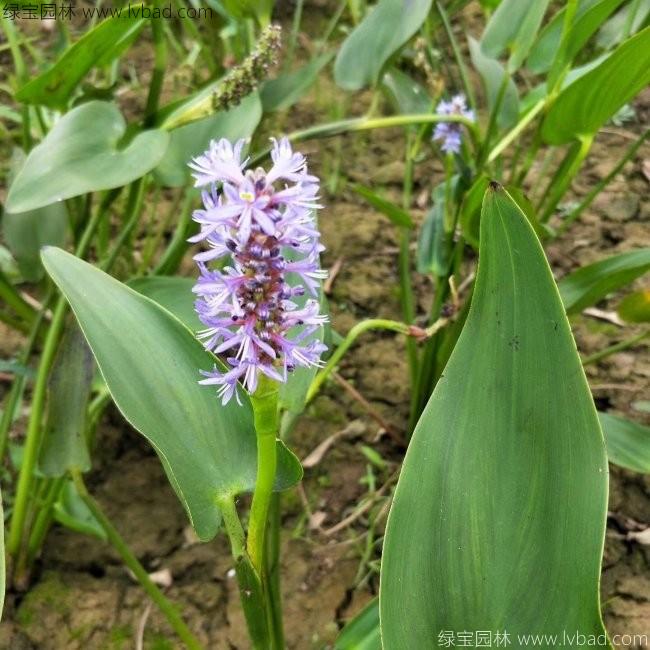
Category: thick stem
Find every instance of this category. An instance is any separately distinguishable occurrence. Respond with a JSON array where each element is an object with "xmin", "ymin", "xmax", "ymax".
[
  {"xmin": 247, "ymin": 375, "xmax": 280, "ymax": 576},
  {"xmin": 72, "ymin": 472, "xmax": 202, "ymax": 650}
]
